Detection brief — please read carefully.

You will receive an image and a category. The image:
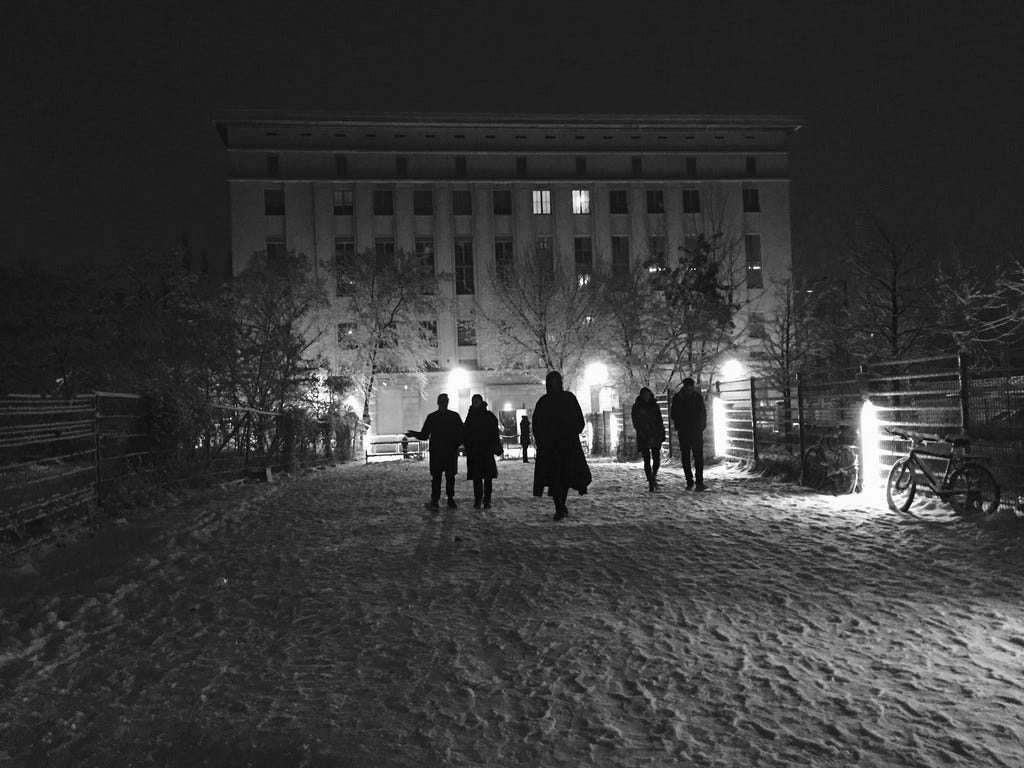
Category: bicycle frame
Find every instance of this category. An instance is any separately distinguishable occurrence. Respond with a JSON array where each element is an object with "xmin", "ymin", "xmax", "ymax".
[{"xmin": 901, "ymin": 446, "xmax": 957, "ymax": 496}]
